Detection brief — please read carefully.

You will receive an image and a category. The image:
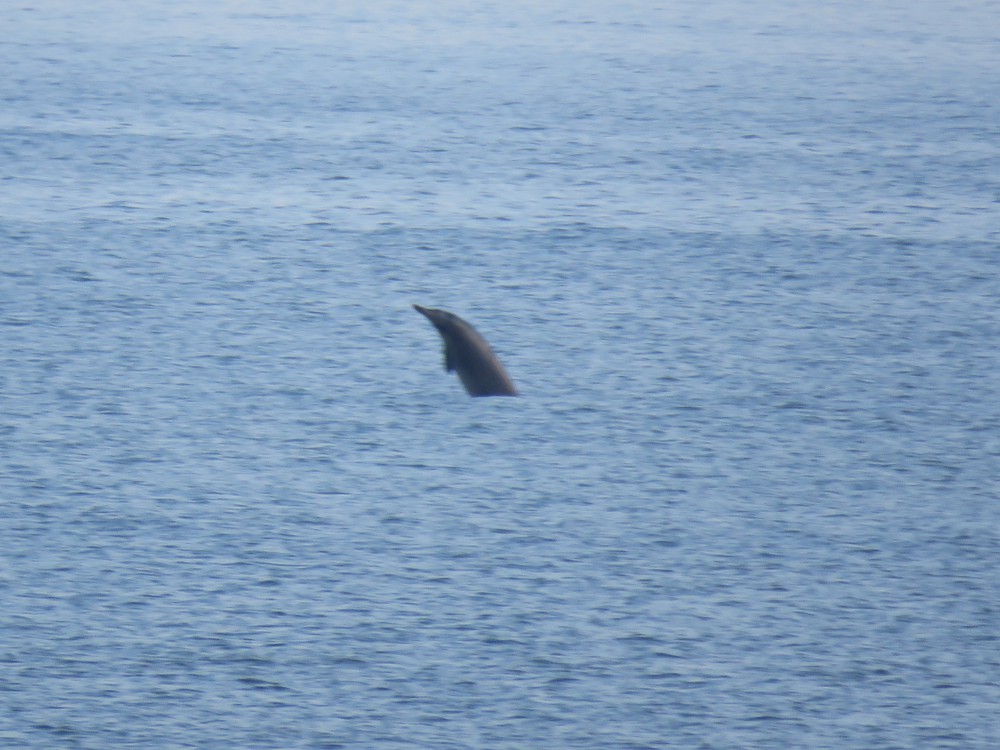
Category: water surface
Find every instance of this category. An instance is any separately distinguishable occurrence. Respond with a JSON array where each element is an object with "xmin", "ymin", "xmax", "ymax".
[{"xmin": 2, "ymin": 1, "xmax": 998, "ymax": 748}]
